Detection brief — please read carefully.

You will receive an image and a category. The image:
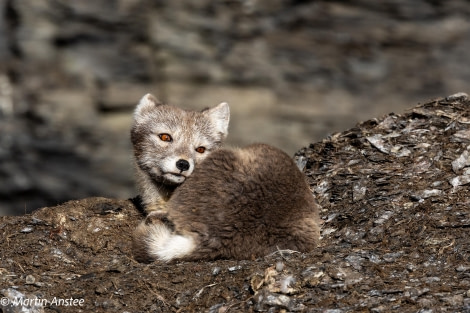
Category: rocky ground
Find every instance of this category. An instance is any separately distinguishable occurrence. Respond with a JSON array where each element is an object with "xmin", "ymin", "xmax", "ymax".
[{"xmin": 1, "ymin": 94, "xmax": 469, "ymax": 312}]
